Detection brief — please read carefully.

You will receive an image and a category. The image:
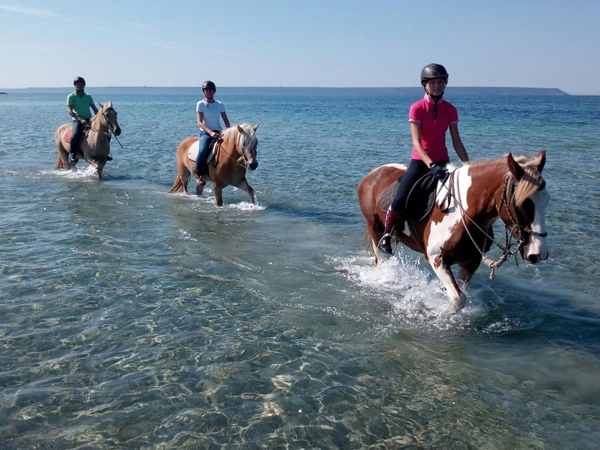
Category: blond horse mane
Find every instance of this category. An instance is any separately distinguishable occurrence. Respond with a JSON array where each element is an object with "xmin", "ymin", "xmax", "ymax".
[
  {"xmin": 219, "ymin": 123, "xmax": 257, "ymax": 155},
  {"xmin": 507, "ymin": 153, "xmax": 545, "ymax": 207}
]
